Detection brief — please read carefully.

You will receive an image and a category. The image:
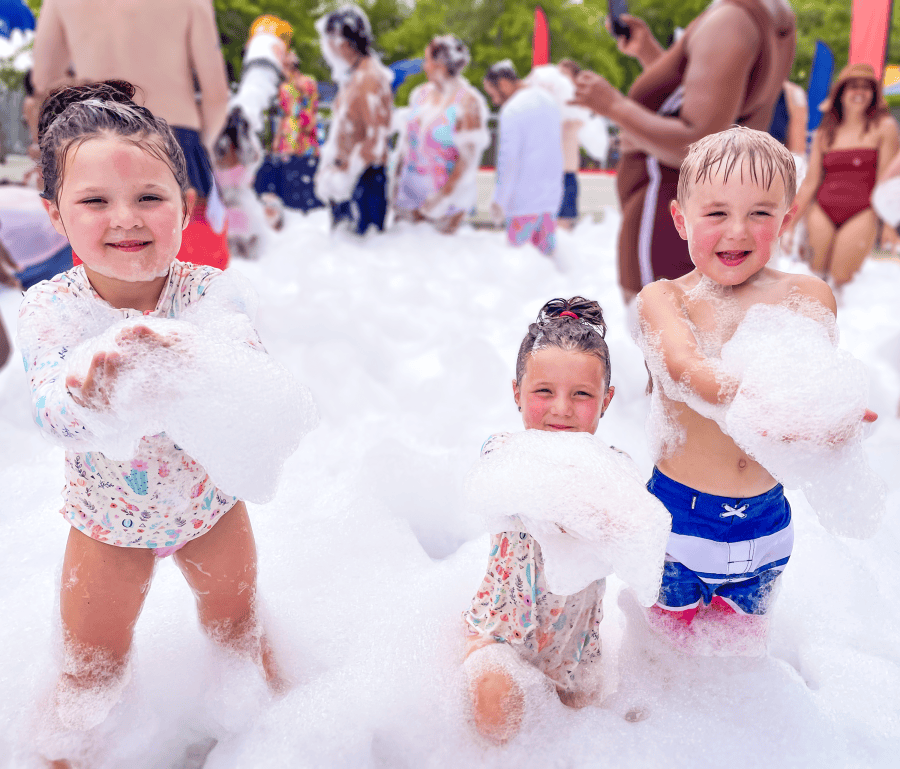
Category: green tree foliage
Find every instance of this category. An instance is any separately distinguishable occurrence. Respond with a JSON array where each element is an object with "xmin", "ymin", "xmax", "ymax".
[{"xmin": 20, "ymin": 1, "xmax": 900, "ymax": 97}]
